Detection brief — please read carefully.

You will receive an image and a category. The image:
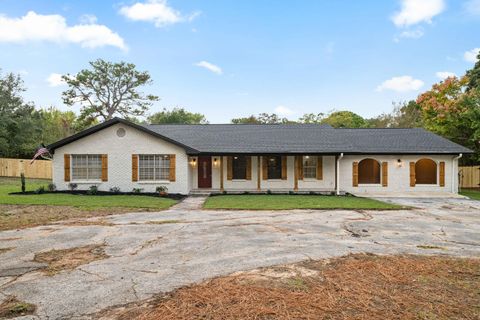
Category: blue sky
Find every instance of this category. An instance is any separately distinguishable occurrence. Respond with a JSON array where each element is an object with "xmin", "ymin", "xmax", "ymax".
[{"xmin": 0, "ymin": 0, "xmax": 479, "ymax": 123}]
